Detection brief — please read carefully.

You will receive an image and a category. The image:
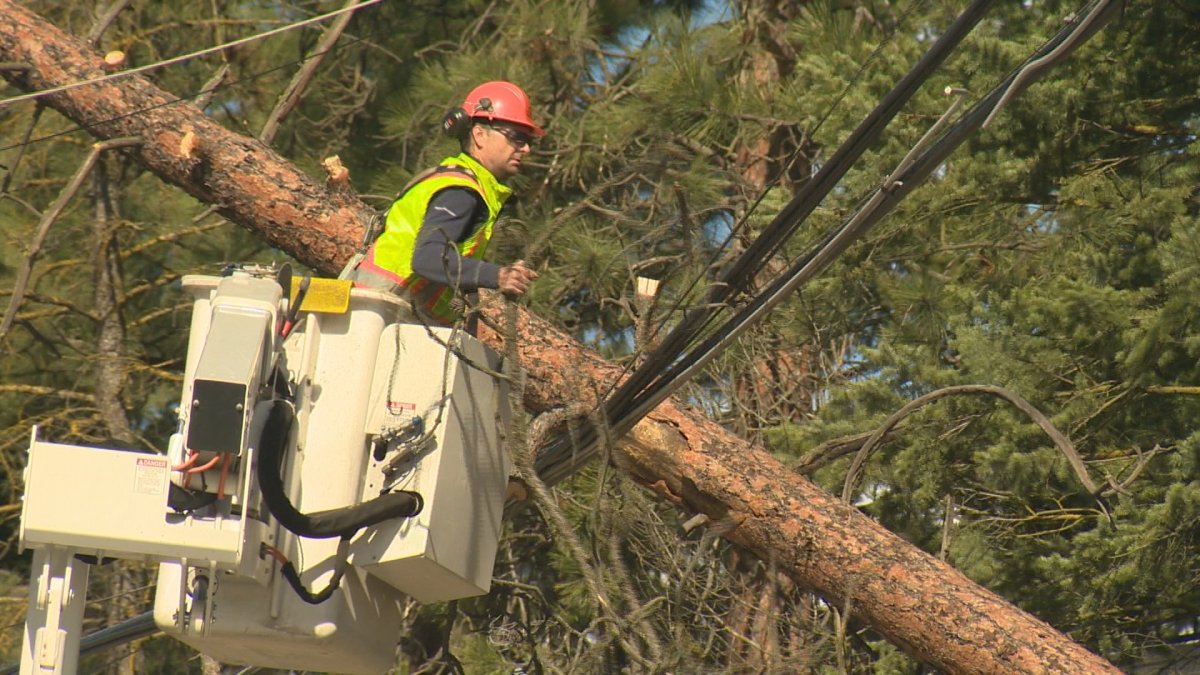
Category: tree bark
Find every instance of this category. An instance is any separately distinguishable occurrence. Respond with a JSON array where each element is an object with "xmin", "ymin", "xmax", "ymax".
[
  {"xmin": 91, "ymin": 153, "xmax": 138, "ymax": 448},
  {"xmin": 0, "ymin": 3, "xmax": 1117, "ymax": 672},
  {"xmin": 475, "ymin": 303, "xmax": 1116, "ymax": 674}
]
